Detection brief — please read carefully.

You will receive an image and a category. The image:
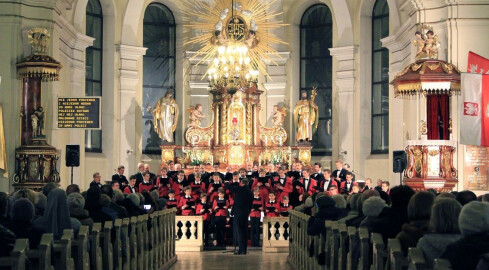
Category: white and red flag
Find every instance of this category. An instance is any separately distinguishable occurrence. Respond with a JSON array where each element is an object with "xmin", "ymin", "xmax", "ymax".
[{"xmin": 461, "ymin": 52, "xmax": 489, "ymax": 146}]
